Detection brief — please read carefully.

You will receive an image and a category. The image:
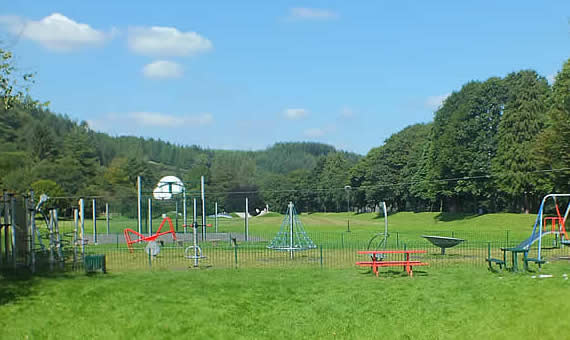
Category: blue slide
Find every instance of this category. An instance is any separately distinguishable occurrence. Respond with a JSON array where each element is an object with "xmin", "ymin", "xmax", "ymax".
[{"xmin": 515, "ymin": 231, "xmax": 558, "ymax": 250}]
